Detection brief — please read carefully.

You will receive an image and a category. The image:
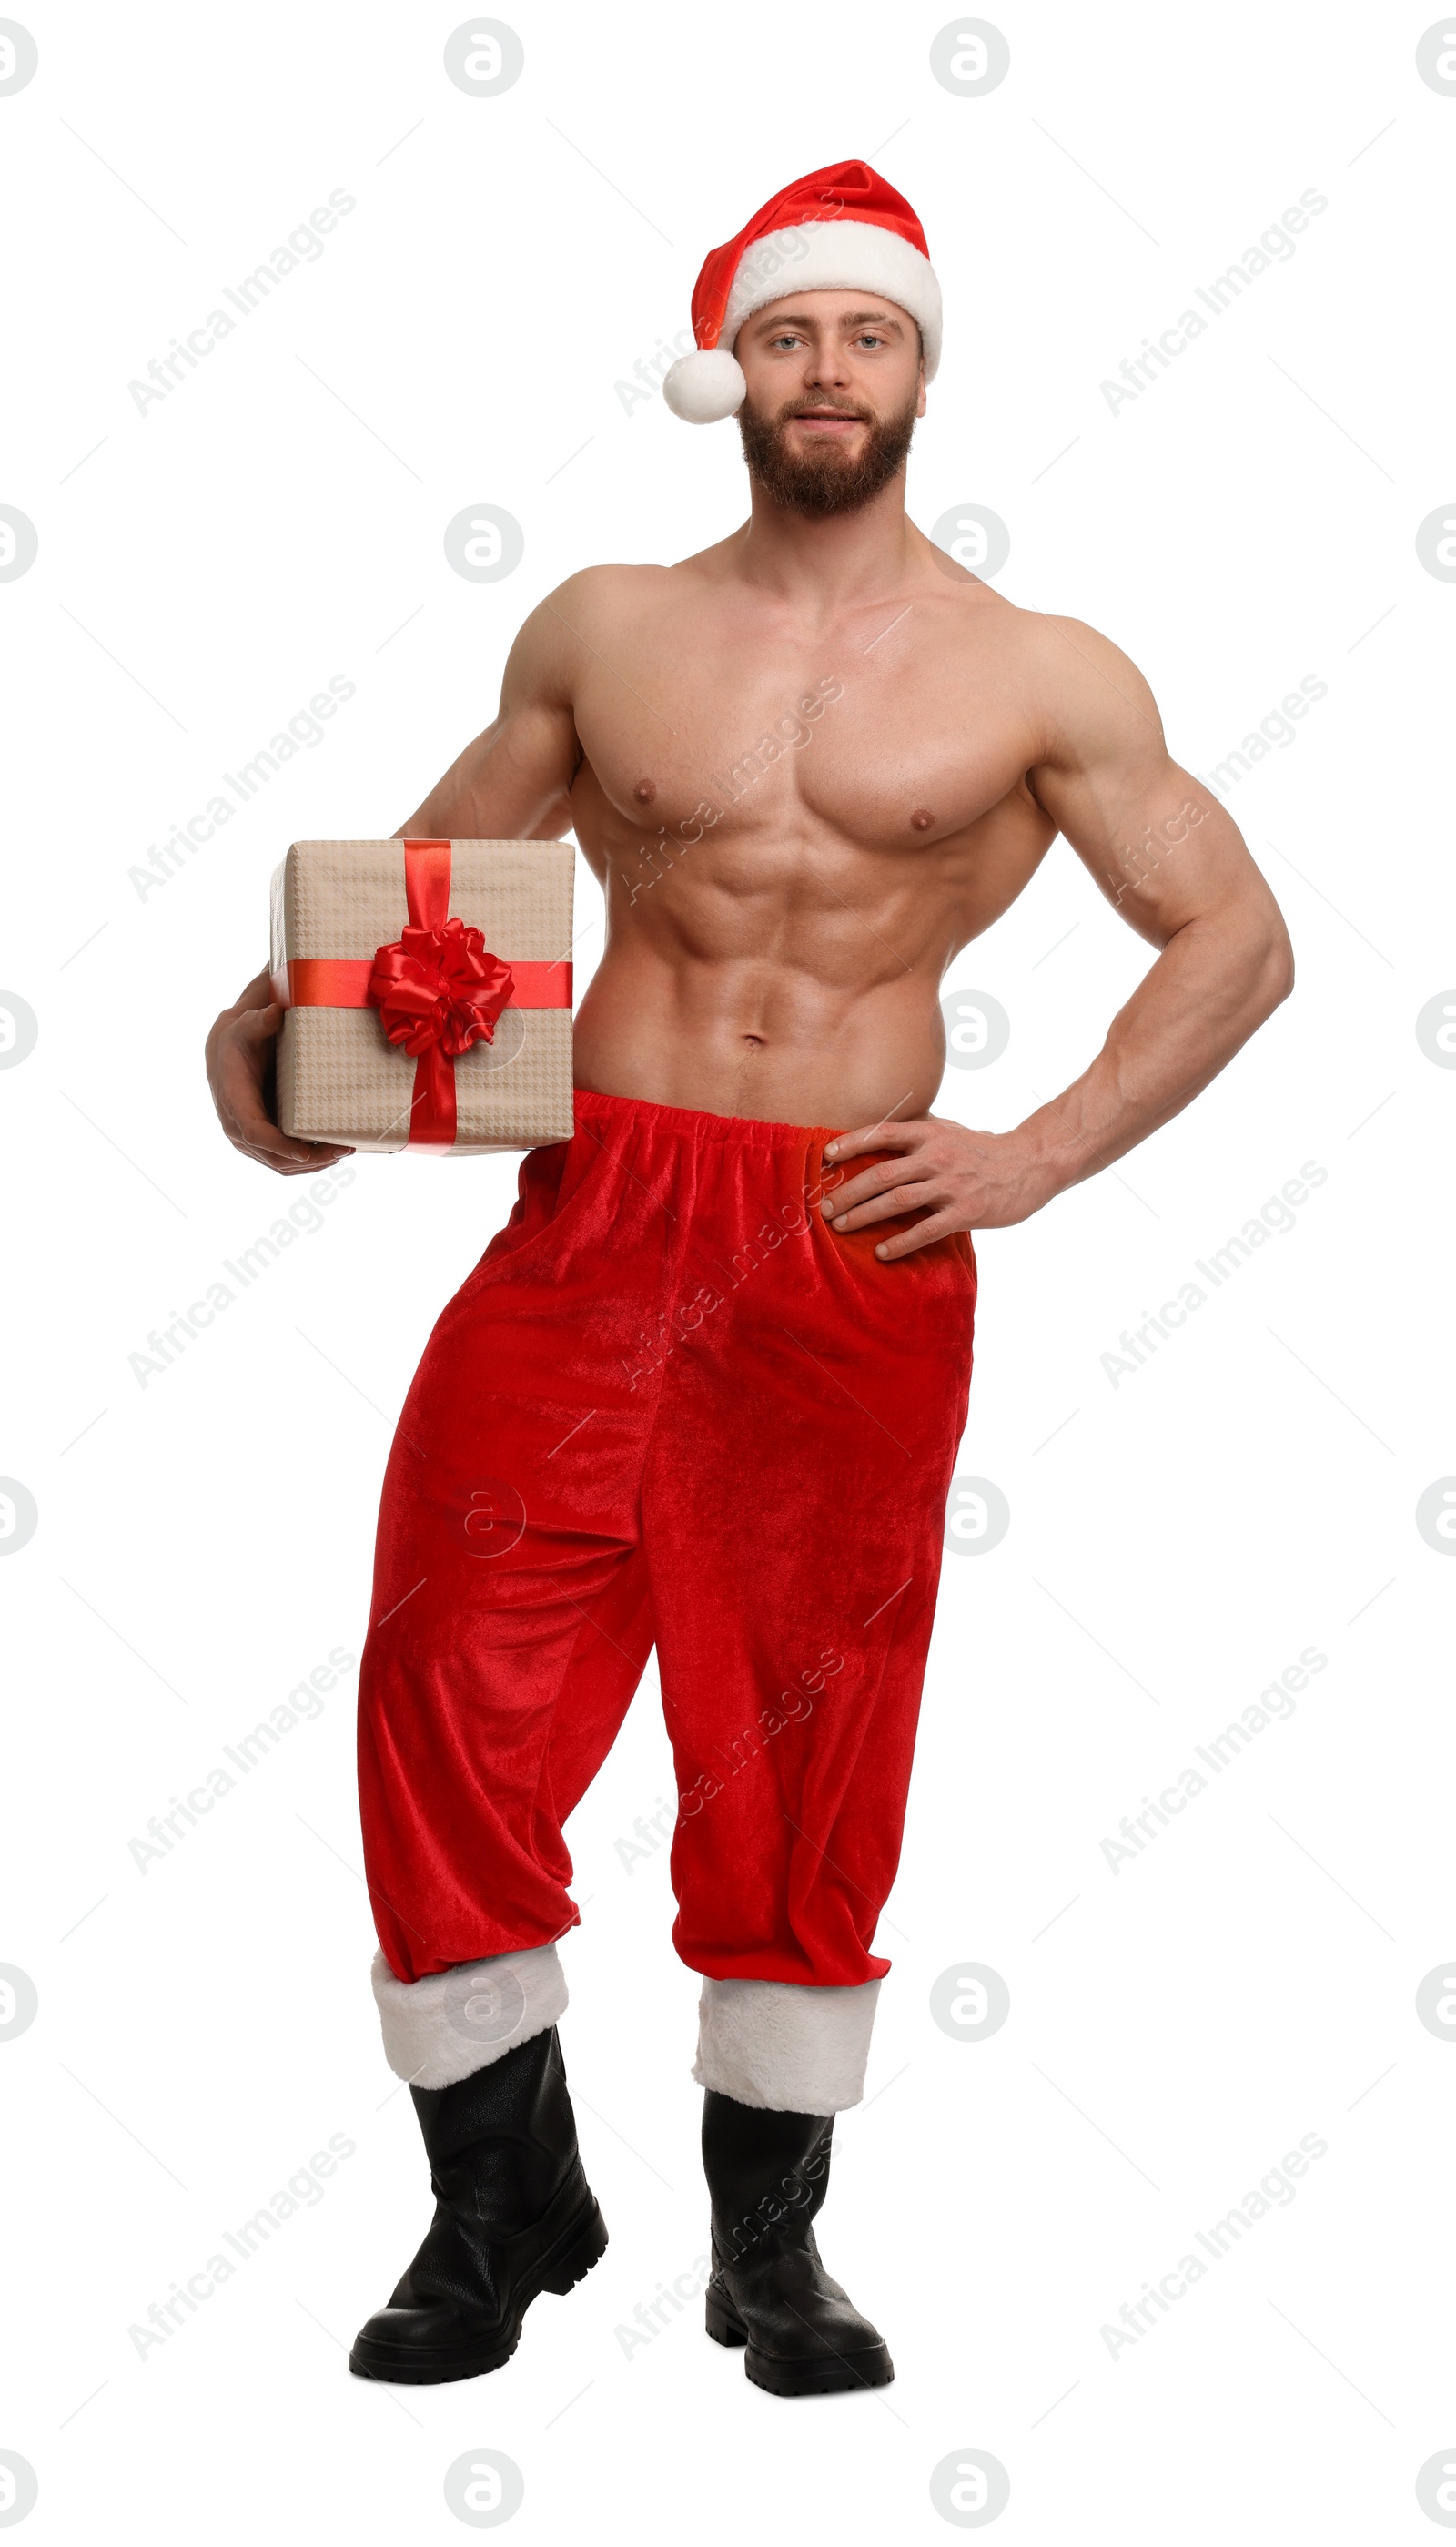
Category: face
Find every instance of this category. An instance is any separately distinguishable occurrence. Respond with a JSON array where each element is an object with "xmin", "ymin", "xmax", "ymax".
[{"xmin": 733, "ymin": 289, "xmax": 926, "ymax": 517}]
